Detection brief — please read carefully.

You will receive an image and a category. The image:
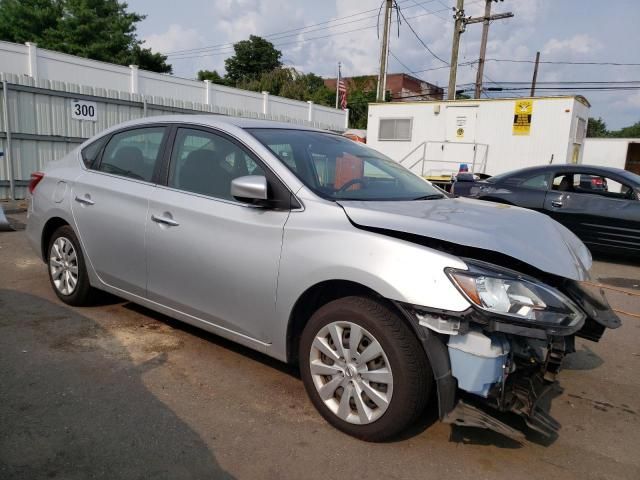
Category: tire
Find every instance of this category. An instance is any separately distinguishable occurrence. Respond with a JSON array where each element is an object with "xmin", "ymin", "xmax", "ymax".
[
  {"xmin": 47, "ymin": 225, "xmax": 97, "ymax": 306},
  {"xmin": 299, "ymin": 296, "xmax": 432, "ymax": 441}
]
